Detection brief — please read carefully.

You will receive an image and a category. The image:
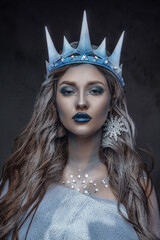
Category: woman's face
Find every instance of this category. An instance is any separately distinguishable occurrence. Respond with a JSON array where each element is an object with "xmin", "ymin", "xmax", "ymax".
[{"xmin": 56, "ymin": 64, "xmax": 111, "ymax": 137}]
